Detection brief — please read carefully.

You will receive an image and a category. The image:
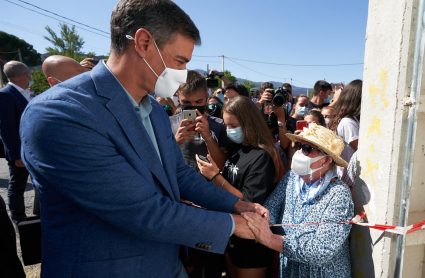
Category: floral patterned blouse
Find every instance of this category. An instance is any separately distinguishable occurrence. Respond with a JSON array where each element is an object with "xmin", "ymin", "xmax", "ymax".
[{"xmin": 264, "ymin": 171, "xmax": 354, "ymax": 278}]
